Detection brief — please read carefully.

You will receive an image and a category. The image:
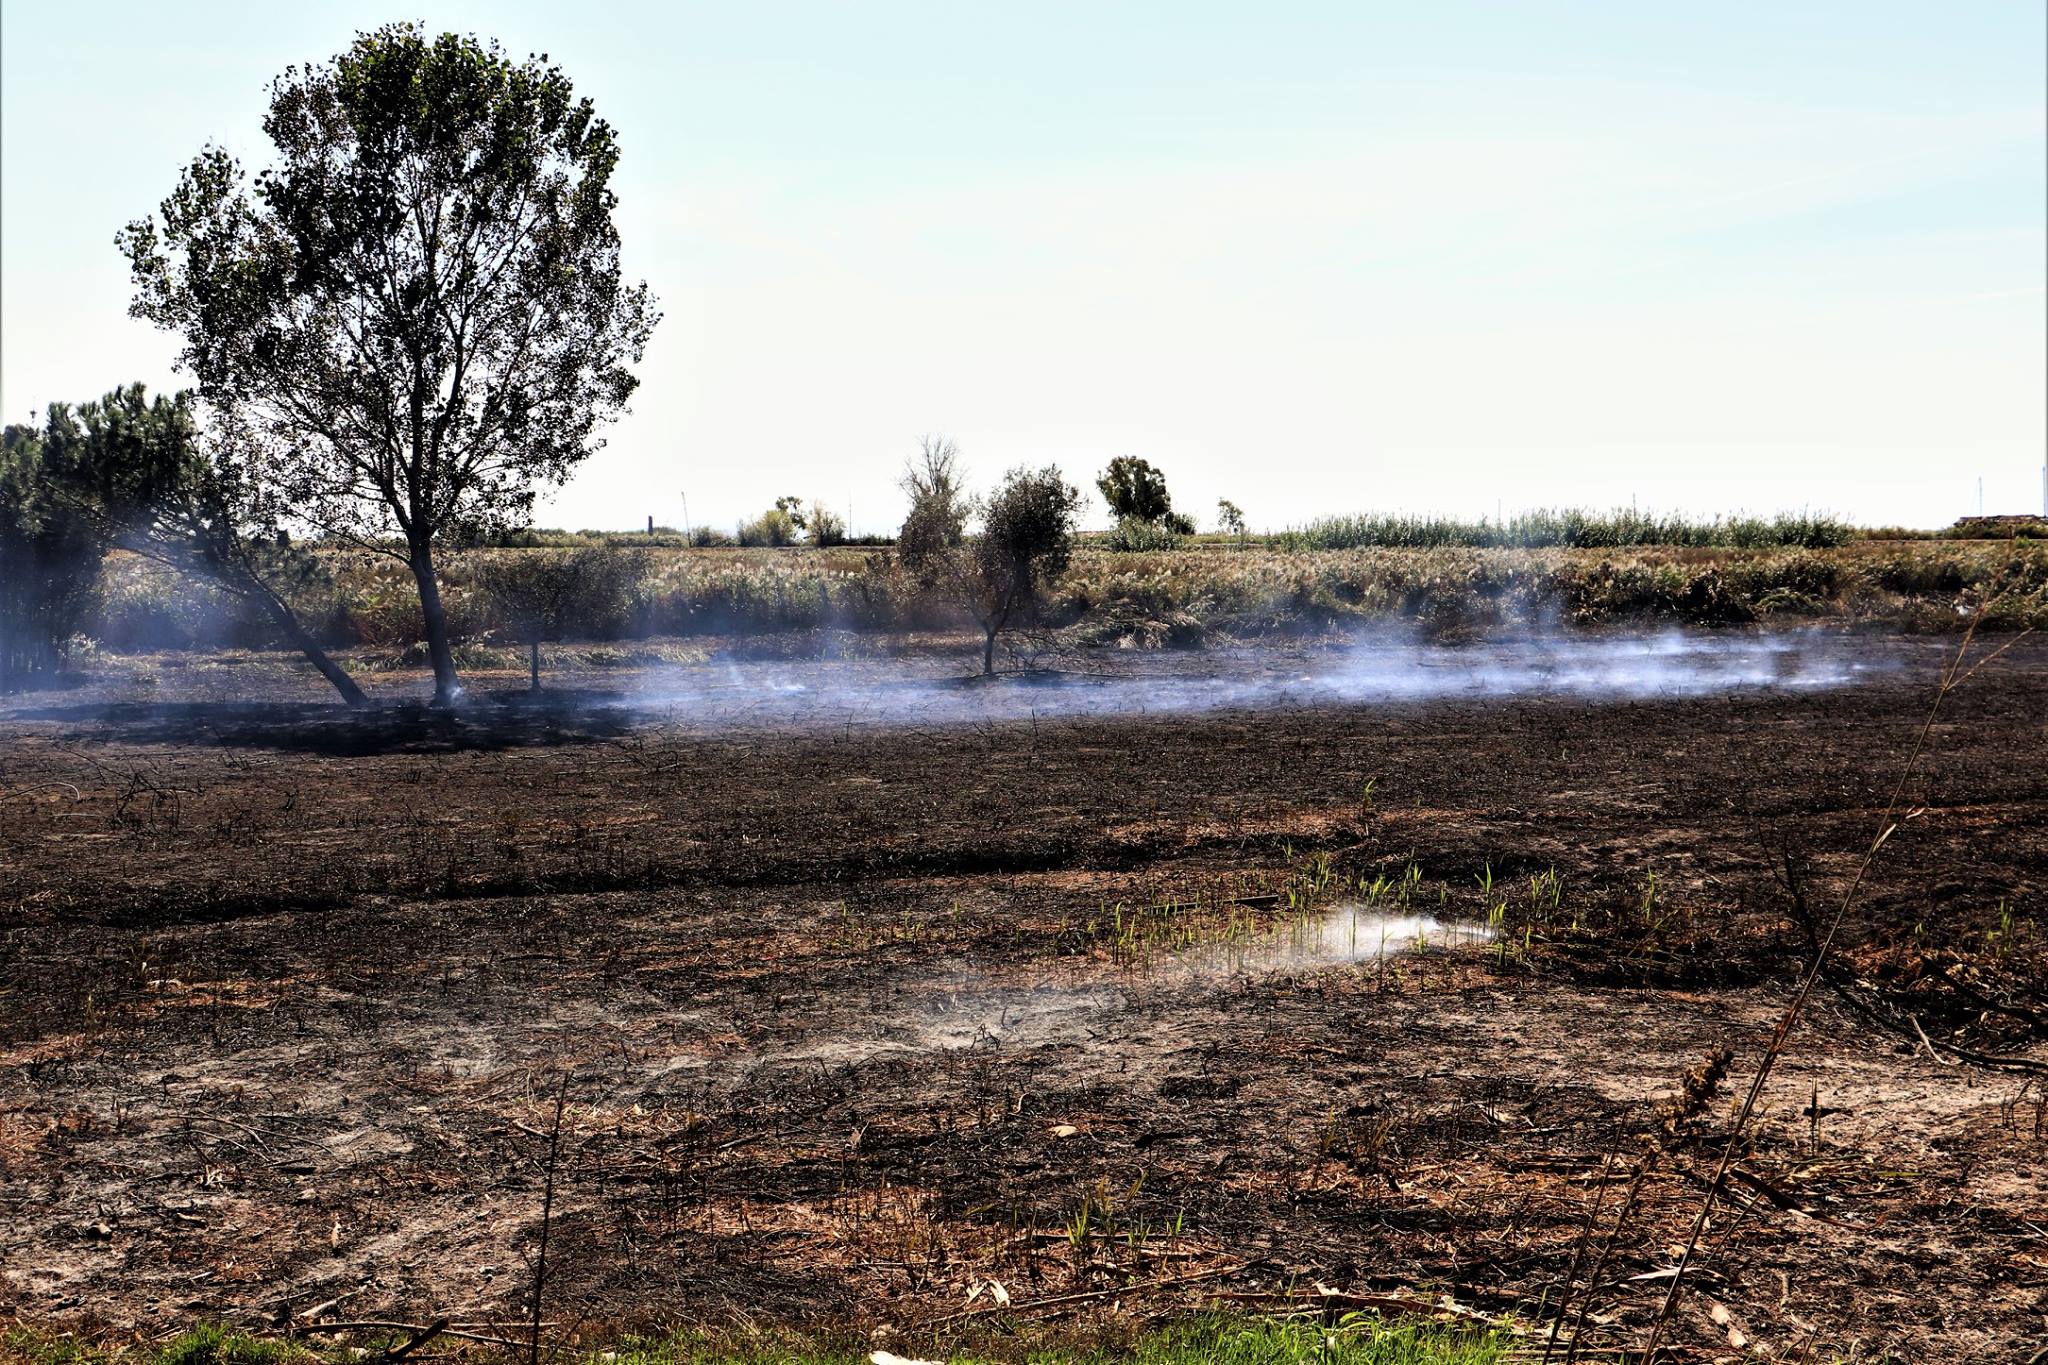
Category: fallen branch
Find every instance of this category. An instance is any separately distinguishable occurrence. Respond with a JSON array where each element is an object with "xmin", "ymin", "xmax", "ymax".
[
  {"xmin": 379, "ymin": 1318, "xmax": 448, "ymax": 1362},
  {"xmin": 298, "ymin": 1321, "xmax": 527, "ymax": 1350}
]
